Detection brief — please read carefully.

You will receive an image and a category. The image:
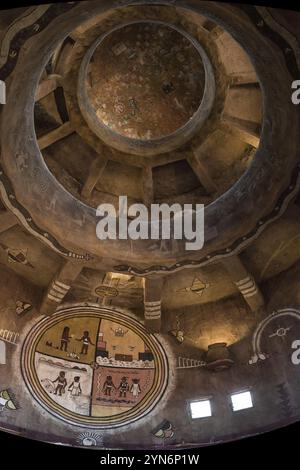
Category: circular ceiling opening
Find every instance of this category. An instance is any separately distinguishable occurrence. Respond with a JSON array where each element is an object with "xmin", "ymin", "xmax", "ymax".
[
  {"xmin": 86, "ymin": 22, "xmax": 205, "ymax": 140},
  {"xmin": 78, "ymin": 21, "xmax": 215, "ymax": 156}
]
